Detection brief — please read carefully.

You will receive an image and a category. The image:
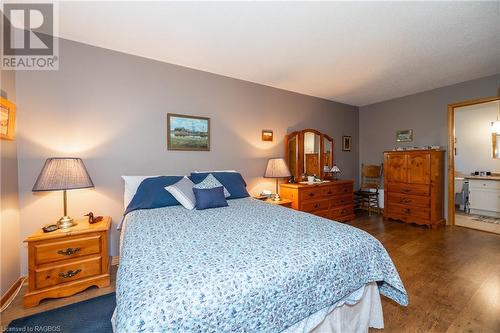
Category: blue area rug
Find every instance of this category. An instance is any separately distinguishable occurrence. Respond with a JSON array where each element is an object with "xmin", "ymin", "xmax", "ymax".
[{"xmin": 7, "ymin": 292, "xmax": 115, "ymax": 333}]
